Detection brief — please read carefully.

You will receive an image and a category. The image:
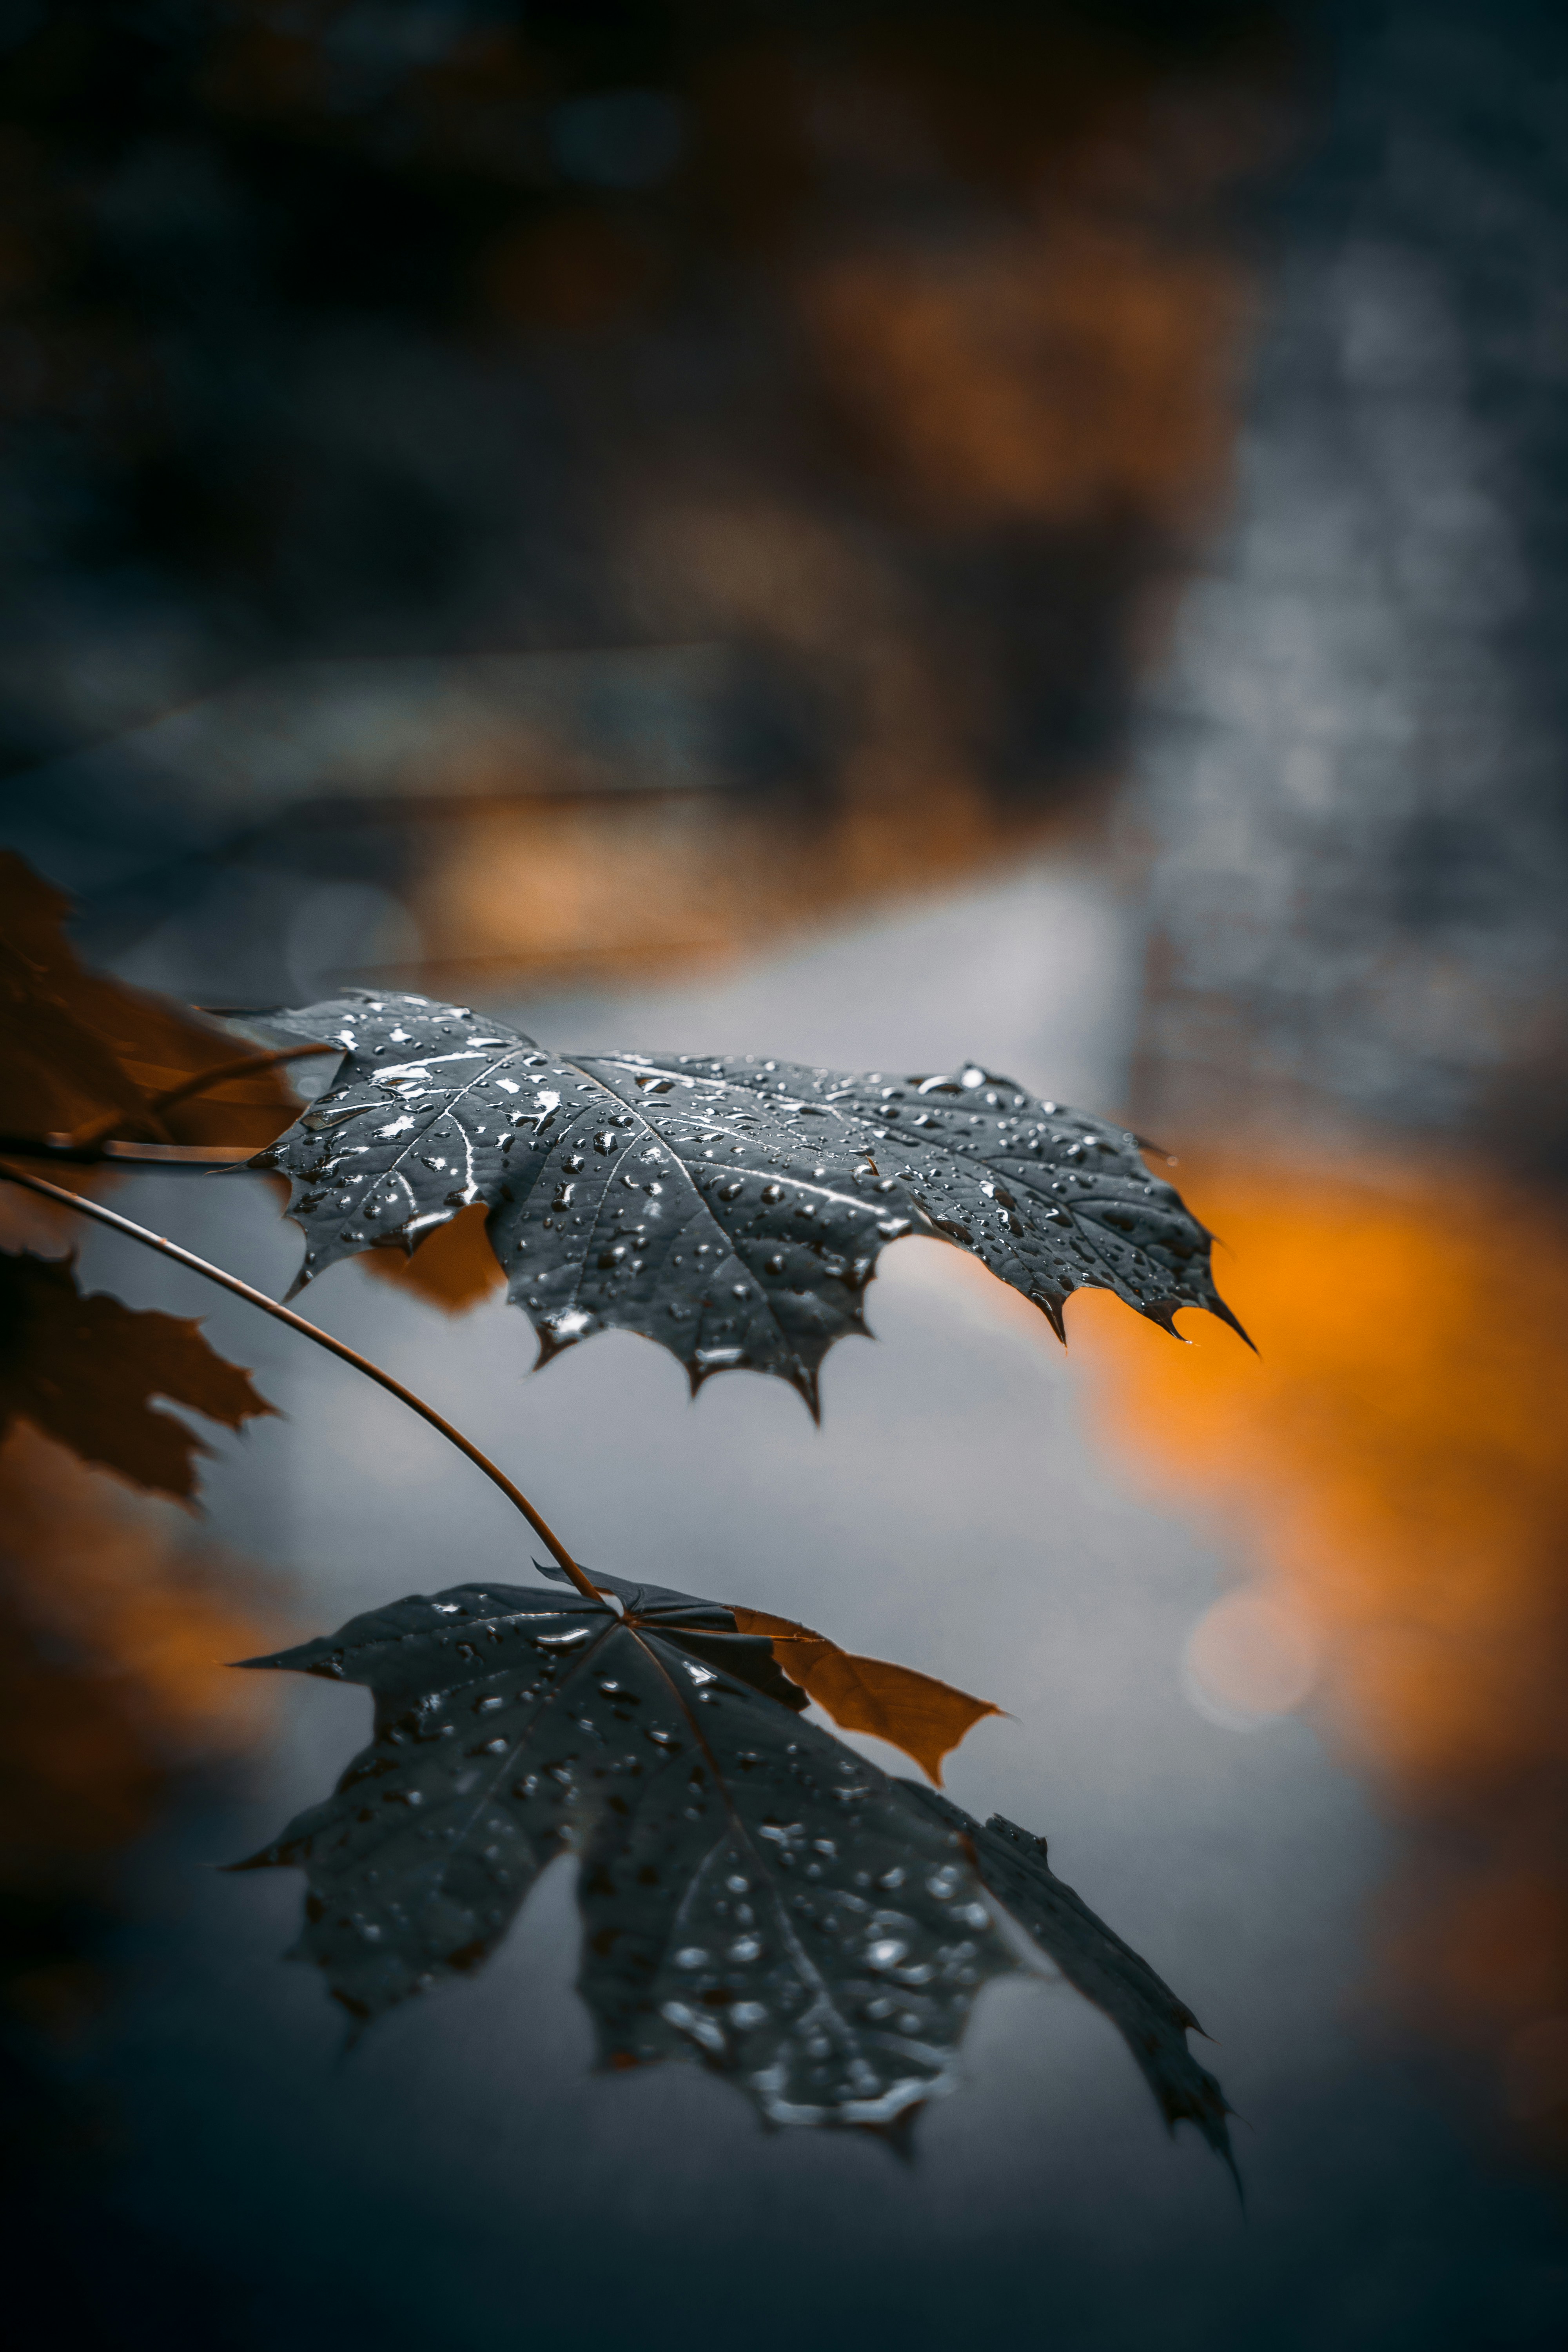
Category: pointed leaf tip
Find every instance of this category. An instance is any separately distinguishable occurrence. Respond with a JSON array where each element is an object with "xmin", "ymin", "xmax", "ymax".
[
  {"xmin": 1033, "ymin": 1291, "xmax": 1068, "ymax": 1346},
  {"xmin": 1212, "ymin": 1296, "xmax": 1258, "ymax": 1354},
  {"xmin": 729, "ymin": 1606, "xmax": 1002, "ymax": 1783},
  {"xmin": 953, "ymin": 1798, "xmax": 1240, "ymax": 2184}
]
